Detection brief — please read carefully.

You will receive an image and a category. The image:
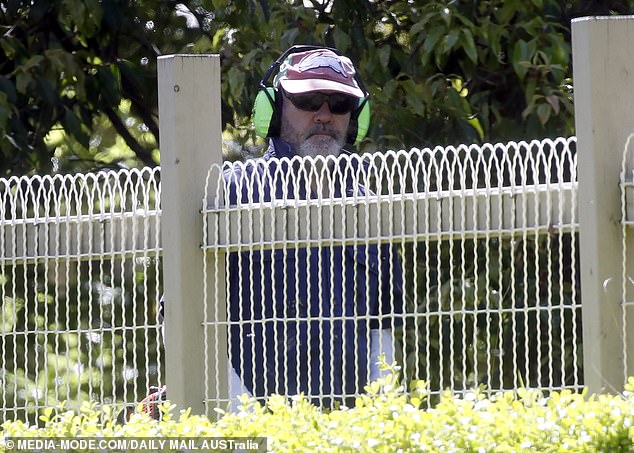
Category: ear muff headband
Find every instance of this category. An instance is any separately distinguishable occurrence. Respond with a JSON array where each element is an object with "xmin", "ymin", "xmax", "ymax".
[{"xmin": 252, "ymin": 45, "xmax": 371, "ymax": 146}]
